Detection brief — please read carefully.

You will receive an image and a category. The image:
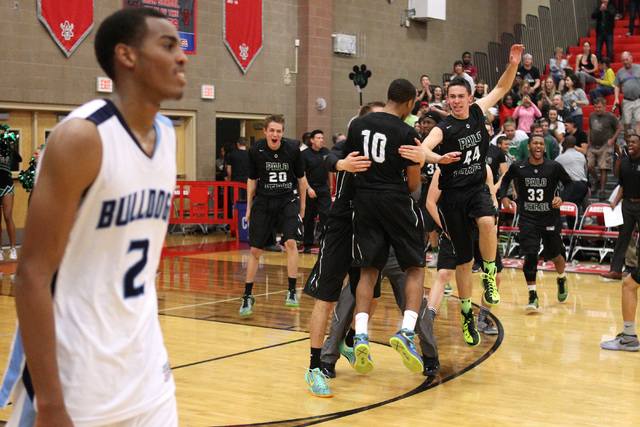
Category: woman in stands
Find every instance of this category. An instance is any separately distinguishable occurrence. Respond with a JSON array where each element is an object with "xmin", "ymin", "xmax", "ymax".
[
  {"xmin": 549, "ymin": 47, "xmax": 570, "ymax": 88},
  {"xmin": 574, "ymin": 40, "xmax": 598, "ymax": 88},
  {"xmin": 537, "ymin": 76, "xmax": 558, "ymax": 118},
  {"xmin": 562, "ymin": 73, "xmax": 589, "ymax": 132}
]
